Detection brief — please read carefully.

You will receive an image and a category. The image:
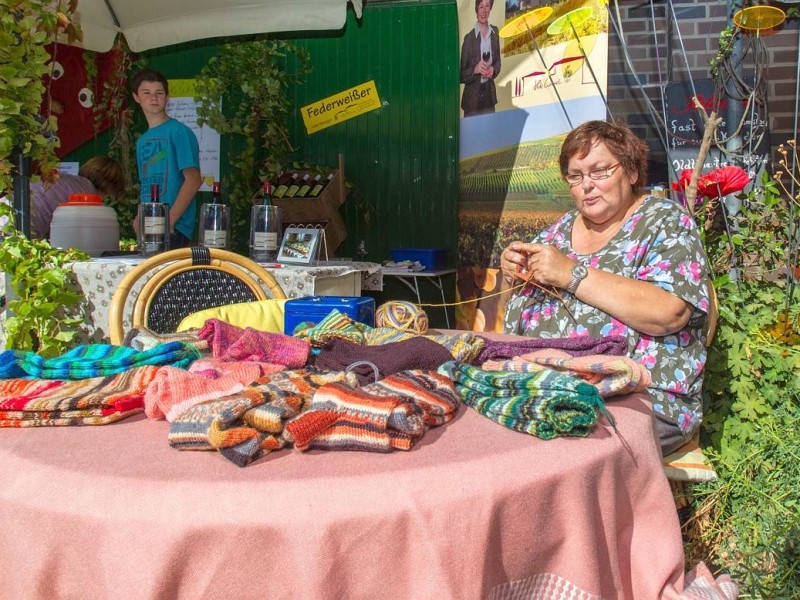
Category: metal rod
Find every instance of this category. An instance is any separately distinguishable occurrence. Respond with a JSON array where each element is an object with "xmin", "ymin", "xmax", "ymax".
[
  {"xmin": 566, "ymin": 19, "xmax": 612, "ymax": 121},
  {"xmin": 523, "ymin": 22, "xmax": 573, "ymax": 129}
]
